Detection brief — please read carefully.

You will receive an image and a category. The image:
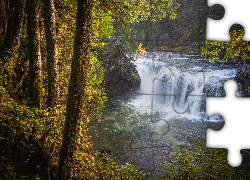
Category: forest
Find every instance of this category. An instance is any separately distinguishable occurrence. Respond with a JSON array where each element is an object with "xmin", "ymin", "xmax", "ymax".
[{"xmin": 0, "ymin": 0, "xmax": 250, "ymax": 179}]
